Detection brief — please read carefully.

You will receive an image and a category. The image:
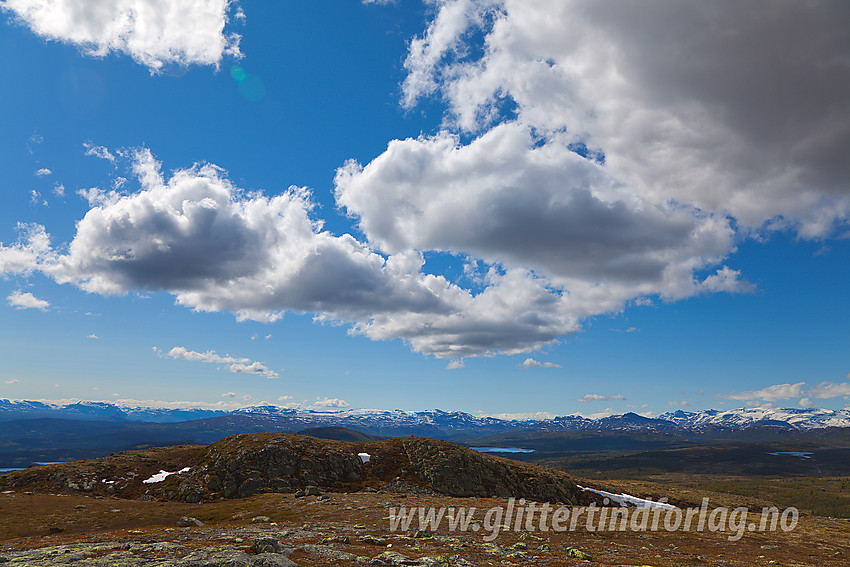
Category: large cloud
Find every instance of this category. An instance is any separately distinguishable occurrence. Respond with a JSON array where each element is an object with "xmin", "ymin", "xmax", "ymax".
[
  {"xmin": 0, "ymin": 149, "xmax": 583, "ymax": 357},
  {"xmin": 0, "ymin": 0, "xmax": 241, "ymax": 71},
  {"xmin": 330, "ymin": 0, "xmax": 850, "ymax": 356},
  {"xmin": 393, "ymin": 0, "xmax": 850, "ymax": 236},
  {"xmin": 336, "ymin": 122, "xmax": 738, "ymax": 302},
  {"xmin": 43, "ymin": 150, "xmax": 451, "ymax": 322}
]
